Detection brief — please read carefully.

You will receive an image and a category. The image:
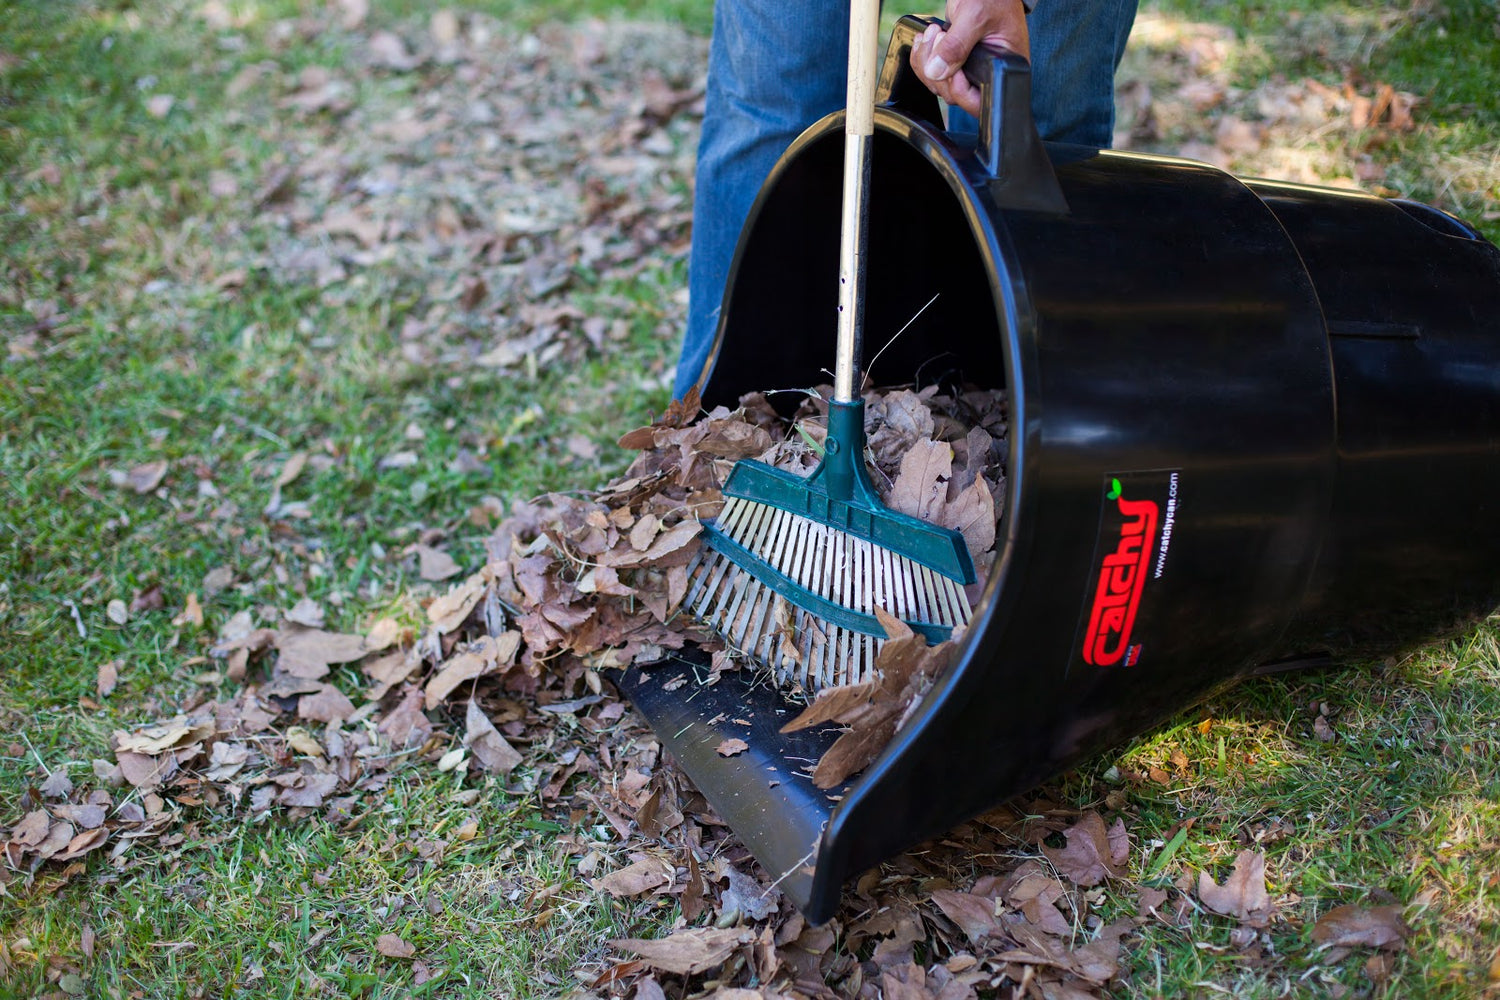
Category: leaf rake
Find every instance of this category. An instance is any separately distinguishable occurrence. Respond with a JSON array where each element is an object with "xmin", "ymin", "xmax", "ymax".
[{"xmin": 685, "ymin": 0, "xmax": 976, "ymax": 691}]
